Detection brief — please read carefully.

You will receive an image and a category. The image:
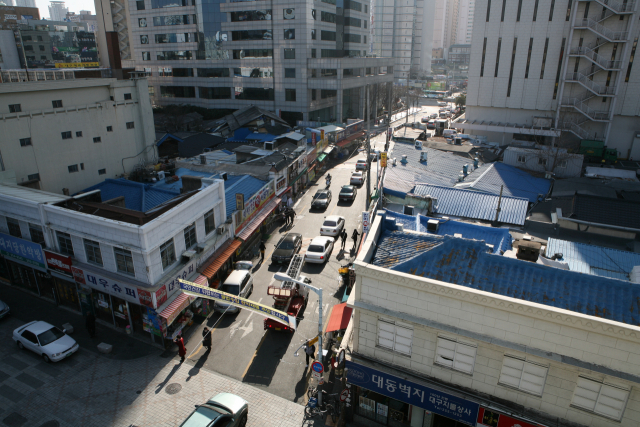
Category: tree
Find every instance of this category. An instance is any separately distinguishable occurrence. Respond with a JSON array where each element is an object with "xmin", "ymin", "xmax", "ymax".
[{"xmin": 455, "ymin": 94, "xmax": 466, "ymax": 108}]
